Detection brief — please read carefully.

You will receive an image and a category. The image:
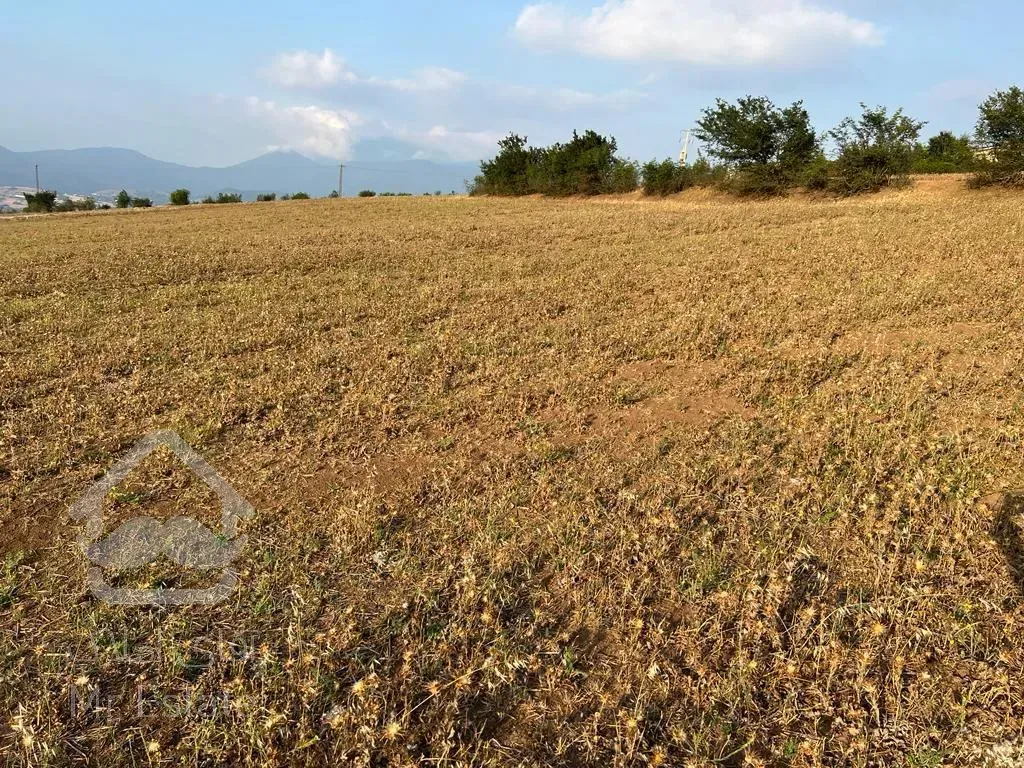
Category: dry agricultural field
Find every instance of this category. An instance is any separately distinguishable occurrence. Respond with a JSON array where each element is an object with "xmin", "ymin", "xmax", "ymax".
[{"xmin": 4, "ymin": 177, "xmax": 1024, "ymax": 765}]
